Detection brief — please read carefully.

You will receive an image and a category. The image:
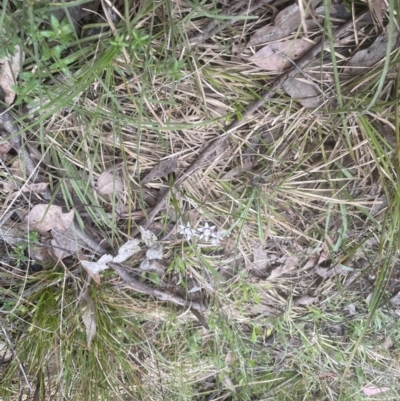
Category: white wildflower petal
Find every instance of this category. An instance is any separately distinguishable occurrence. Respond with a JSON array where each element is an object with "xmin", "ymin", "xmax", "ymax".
[{"xmin": 179, "ymin": 221, "xmax": 198, "ymax": 242}]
